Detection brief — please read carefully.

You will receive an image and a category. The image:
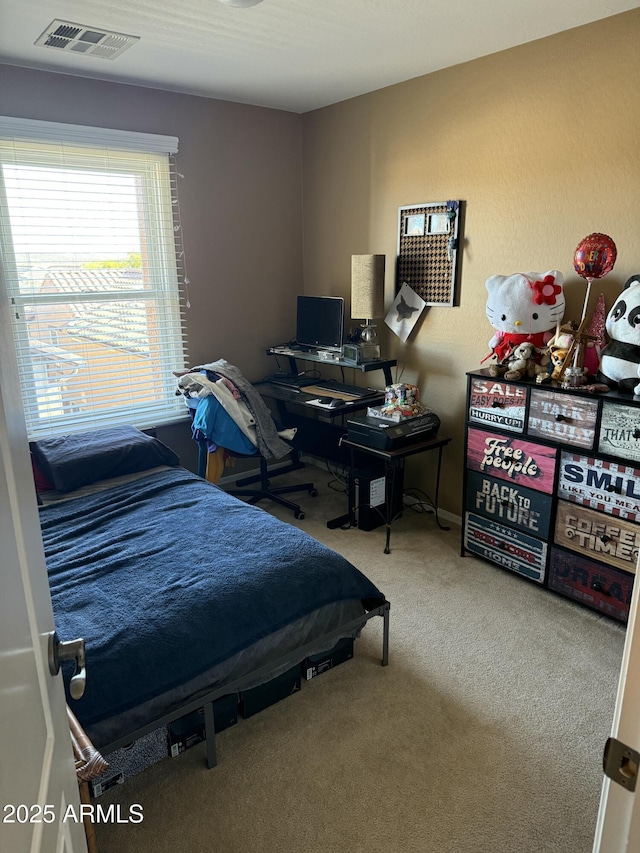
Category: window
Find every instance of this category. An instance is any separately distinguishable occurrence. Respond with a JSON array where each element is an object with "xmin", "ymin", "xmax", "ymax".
[{"xmin": 0, "ymin": 117, "xmax": 188, "ymax": 439}]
